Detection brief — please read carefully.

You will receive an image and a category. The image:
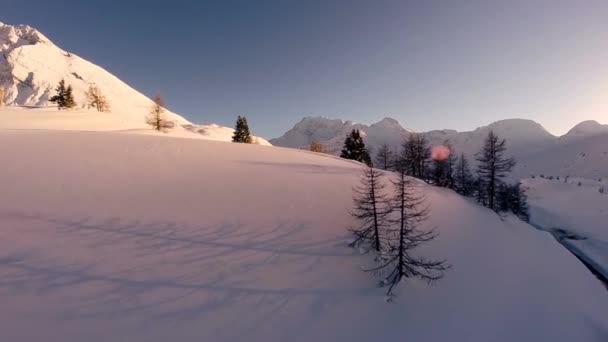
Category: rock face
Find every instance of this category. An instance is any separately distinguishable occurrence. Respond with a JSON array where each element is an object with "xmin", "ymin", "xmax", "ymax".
[{"xmin": 0, "ymin": 21, "xmax": 189, "ymax": 125}]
